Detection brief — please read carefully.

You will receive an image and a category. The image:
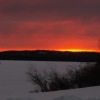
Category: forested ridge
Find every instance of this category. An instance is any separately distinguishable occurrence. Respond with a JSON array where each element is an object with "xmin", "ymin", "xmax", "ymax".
[{"xmin": 0, "ymin": 50, "xmax": 99, "ymax": 62}]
